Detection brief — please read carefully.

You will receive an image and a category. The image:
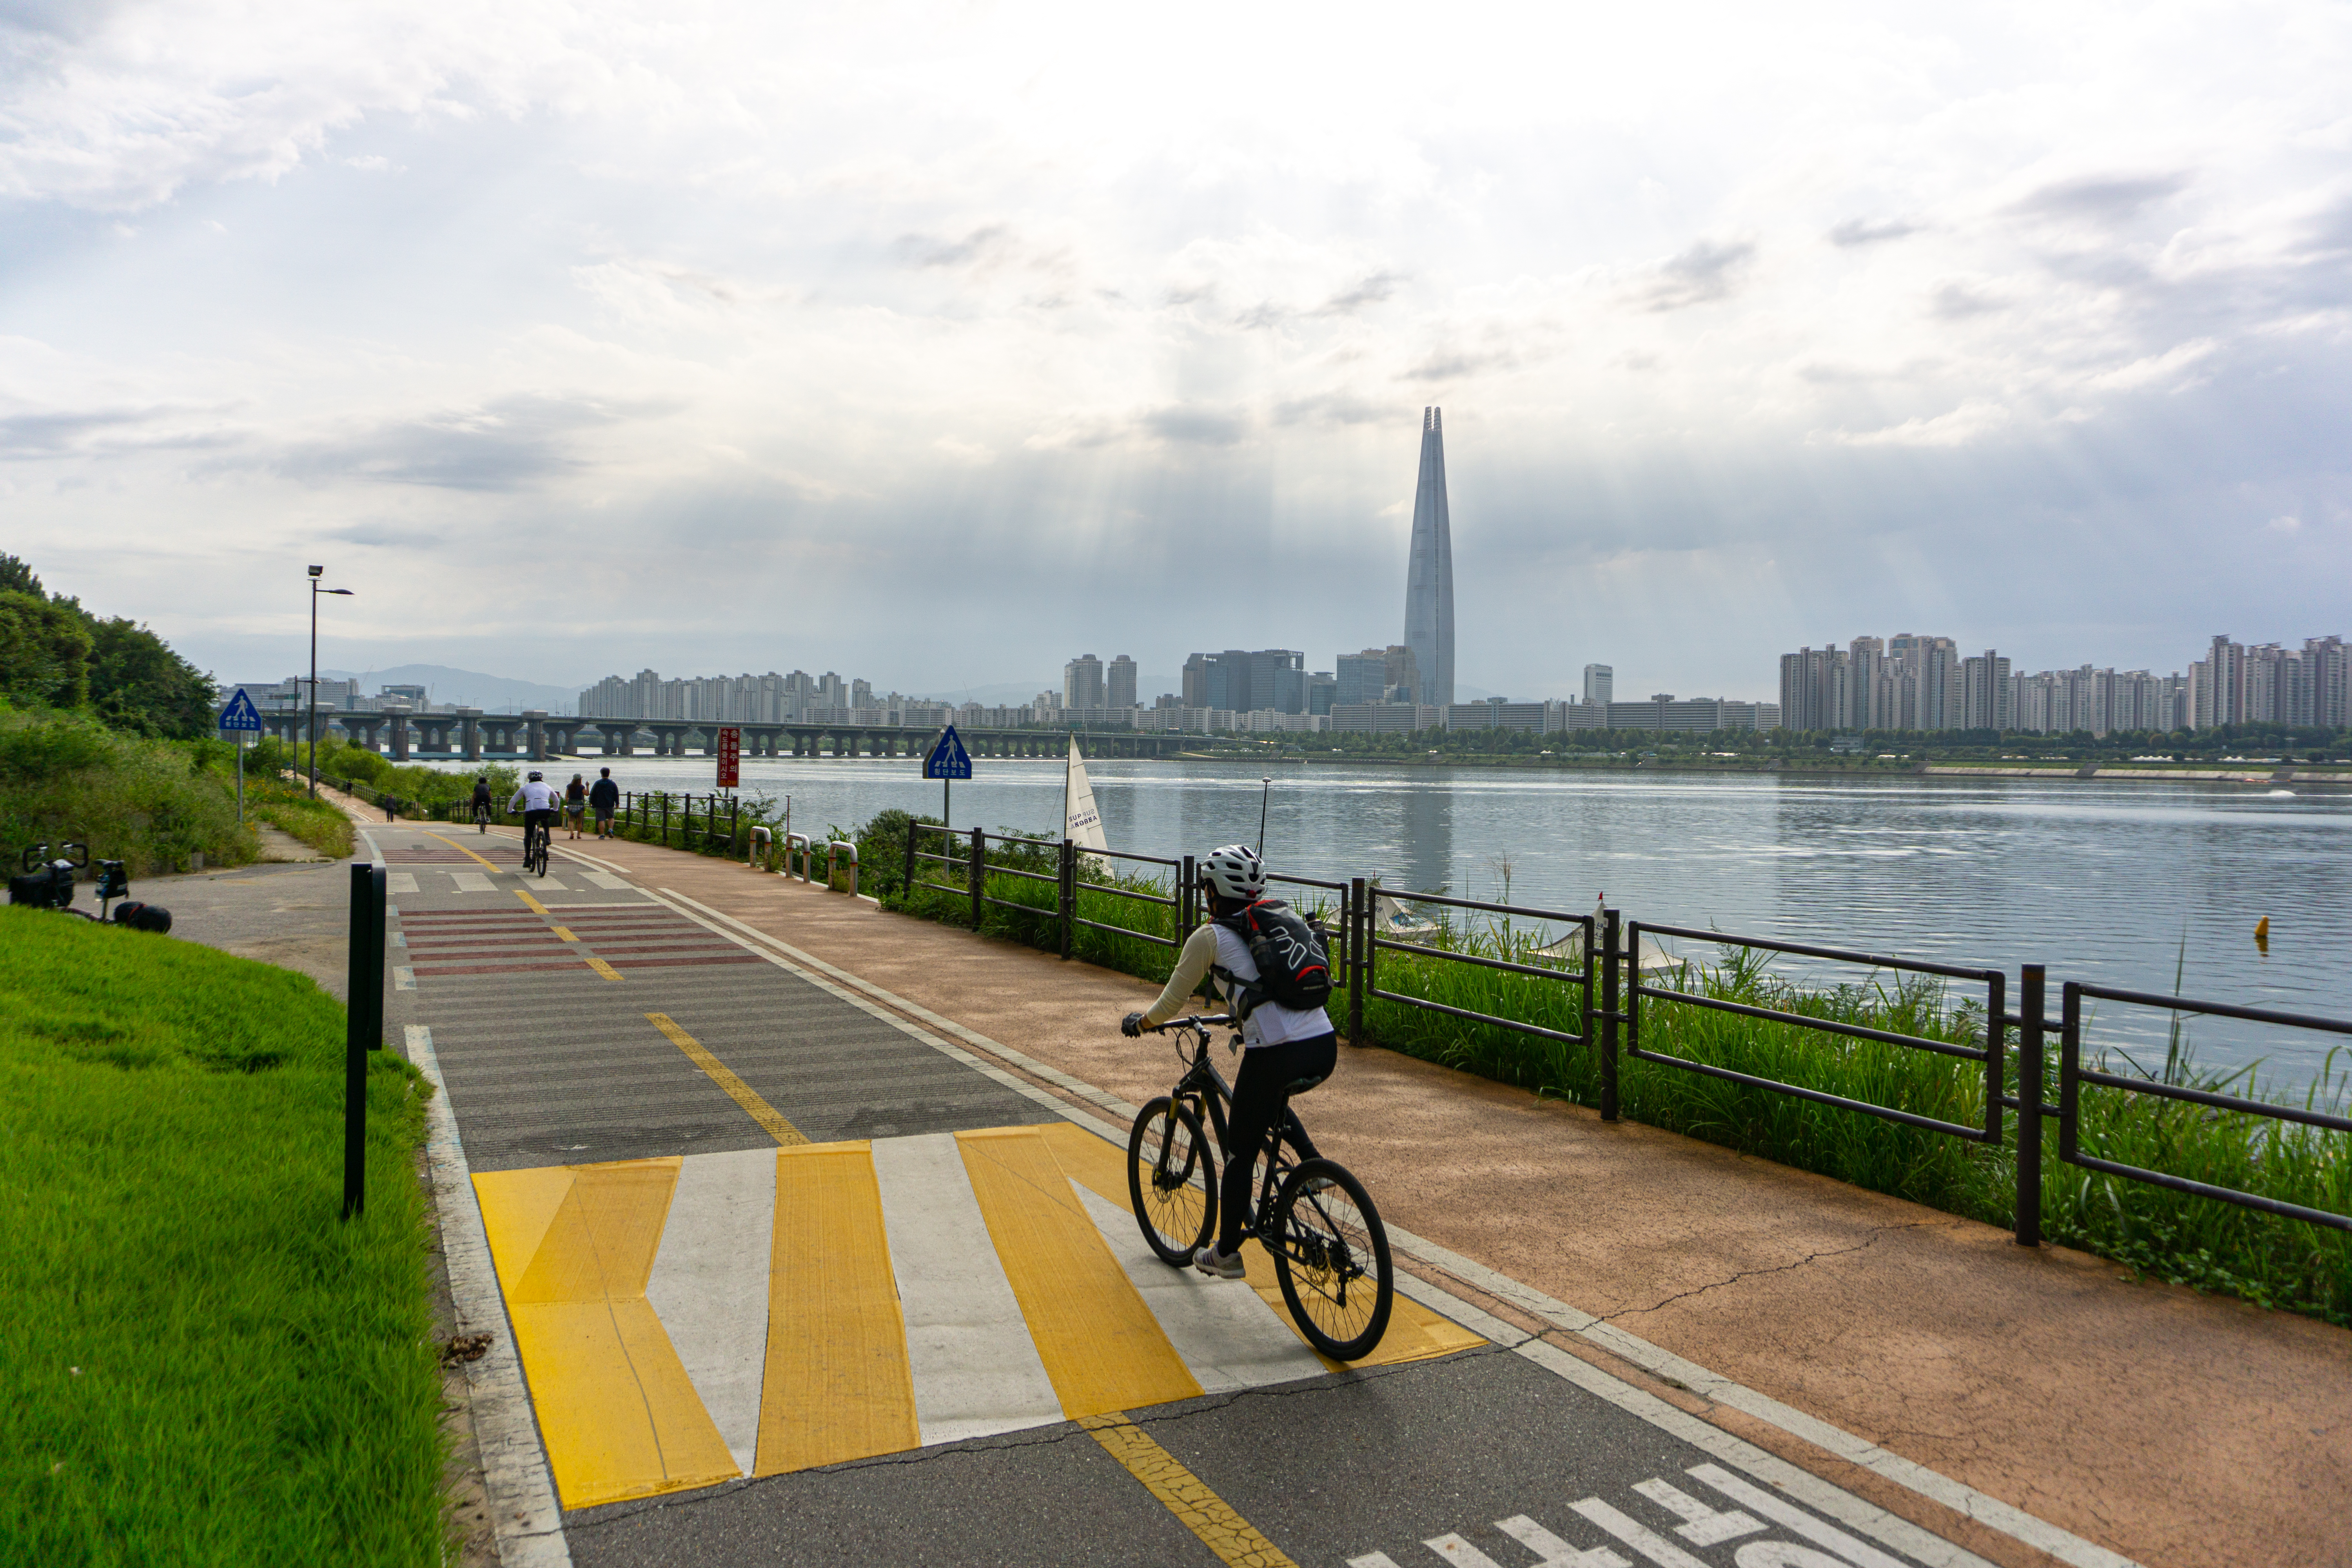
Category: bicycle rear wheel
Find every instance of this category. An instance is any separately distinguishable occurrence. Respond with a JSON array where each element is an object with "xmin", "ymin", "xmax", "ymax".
[
  {"xmin": 1127, "ymin": 1096, "xmax": 1216, "ymax": 1267},
  {"xmin": 1269, "ymin": 1158, "xmax": 1392, "ymax": 1361}
]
